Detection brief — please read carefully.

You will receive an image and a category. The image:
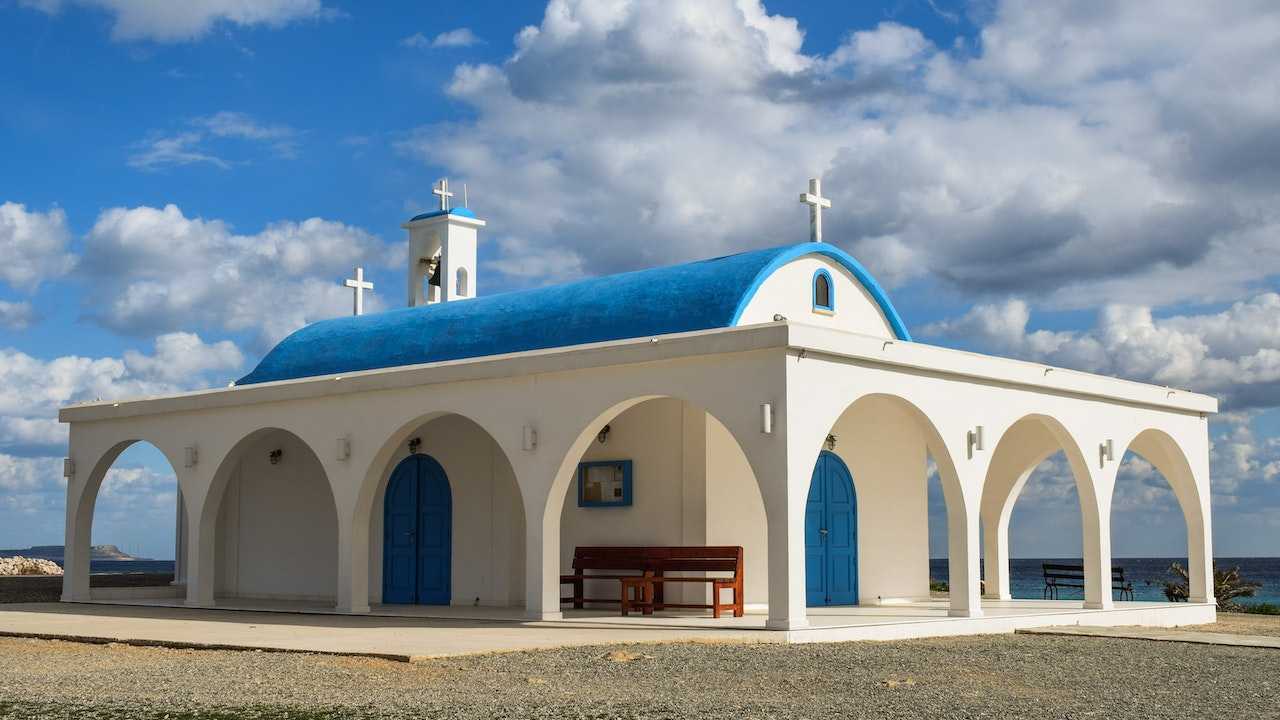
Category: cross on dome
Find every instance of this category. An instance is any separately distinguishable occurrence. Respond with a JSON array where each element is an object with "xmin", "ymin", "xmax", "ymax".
[
  {"xmin": 799, "ymin": 178, "xmax": 832, "ymax": 243},
  {"xmin": 432, "ymin": 178, "xmax": 454, "ymax": 211},
  {"xmin": 344, "ymin": 266, "xmax": 374, "ymax": 316}
]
